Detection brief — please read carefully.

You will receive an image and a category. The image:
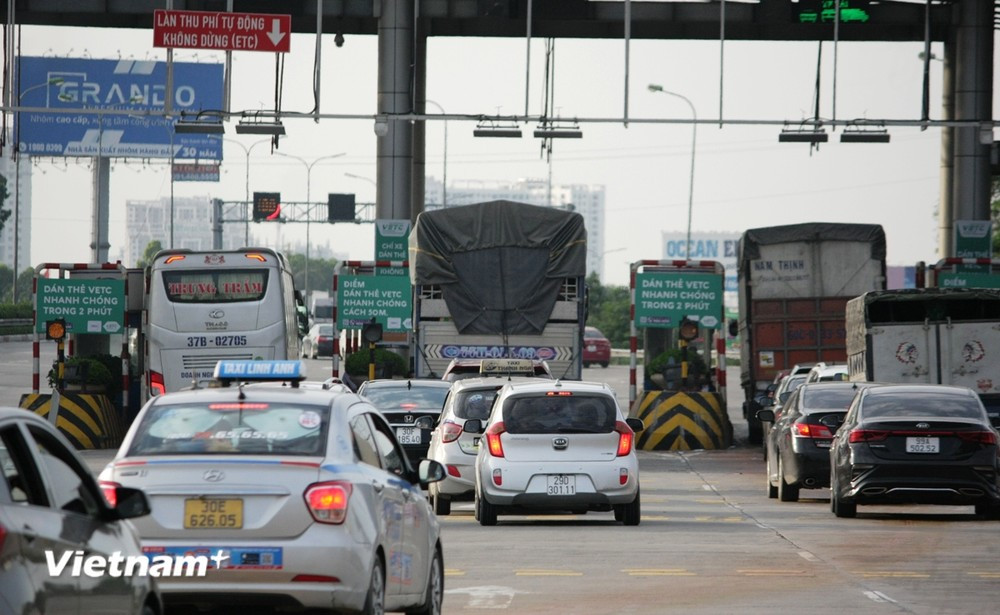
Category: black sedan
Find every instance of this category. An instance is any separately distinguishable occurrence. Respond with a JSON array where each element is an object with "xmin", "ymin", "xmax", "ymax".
[
  {"xmin": 358, "ymin": 378, "xmax": 453, "ymax": 466},
  {"xmin": 760, "ymin": 382, "xmax": 874, "ymax": 502},
  {"xmin": 829, "ymin": 384, "xmax": 1000, "ymax": 518}
]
